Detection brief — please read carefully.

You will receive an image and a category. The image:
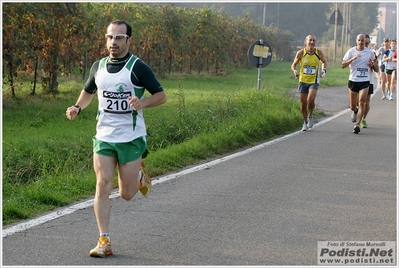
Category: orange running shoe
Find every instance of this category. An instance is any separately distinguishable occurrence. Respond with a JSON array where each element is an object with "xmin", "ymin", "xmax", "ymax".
[
  {"xmin": 139, "ymin": 161, "xmax": 152, "ymax": 197},
  {"xmin": 89, "ymin": 236, "xmax": 112, "ymax": 258}
]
